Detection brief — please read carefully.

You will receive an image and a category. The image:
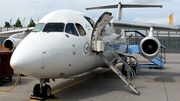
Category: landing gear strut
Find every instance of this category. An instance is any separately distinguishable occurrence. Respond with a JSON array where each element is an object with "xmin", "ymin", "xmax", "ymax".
[
  {"xmin": 31, "ymin": 78, "xmax": 54, "ymax": 100},
  {"xmin": 122, "ymin": 64, "xmax": 136, "ymax": 76}
]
